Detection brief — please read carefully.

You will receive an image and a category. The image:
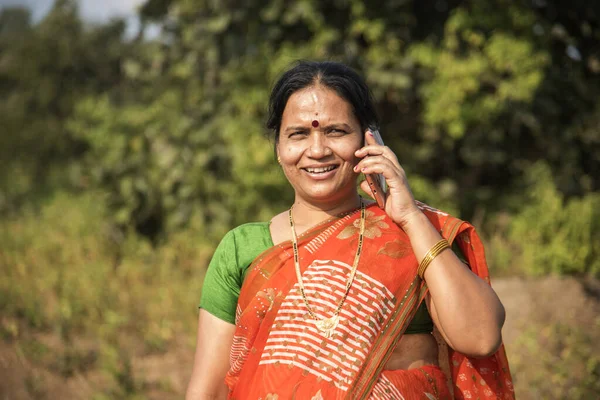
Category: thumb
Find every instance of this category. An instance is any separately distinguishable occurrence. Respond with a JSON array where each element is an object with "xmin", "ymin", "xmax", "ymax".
[
  {"xmin": 360, "ymin": 179, "xmax": 375, "ymax": 200},
  {"xmin": 364, "ymin": 129, "xmax": 377, "ymax": 146}
]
